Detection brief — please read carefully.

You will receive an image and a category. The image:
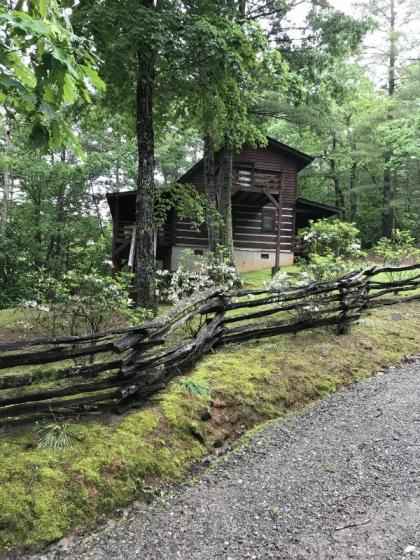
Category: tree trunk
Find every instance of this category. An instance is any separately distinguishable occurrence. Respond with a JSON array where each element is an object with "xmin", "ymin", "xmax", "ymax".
[
  {"xmin": 348, "ymin": 159, "xmax": 357, "ymax": 222},
  {"xmin": 381, "ymin": 0, "xmax": 396, "ymax": 238},
  {"xmin": 135, "ymin": 0, "xmax": 156, "ymax": 311},
  {"xmin": 0, "ymin": 122, "xmax": 11, "ymax": 236},
  {"xmin": 347, "ymin": 124, "xmax": 358, "ymax": 221},
  {"xmin": 203, "ymin": 135, "xmax": 220, "ymax": 252},
  {"xmin": 217, "ymin": 143, "xmax": 235, "ymax": 263},
  {"xmin": 329, "ymin": 135, "xmax": 344, "ymax": 215}
]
